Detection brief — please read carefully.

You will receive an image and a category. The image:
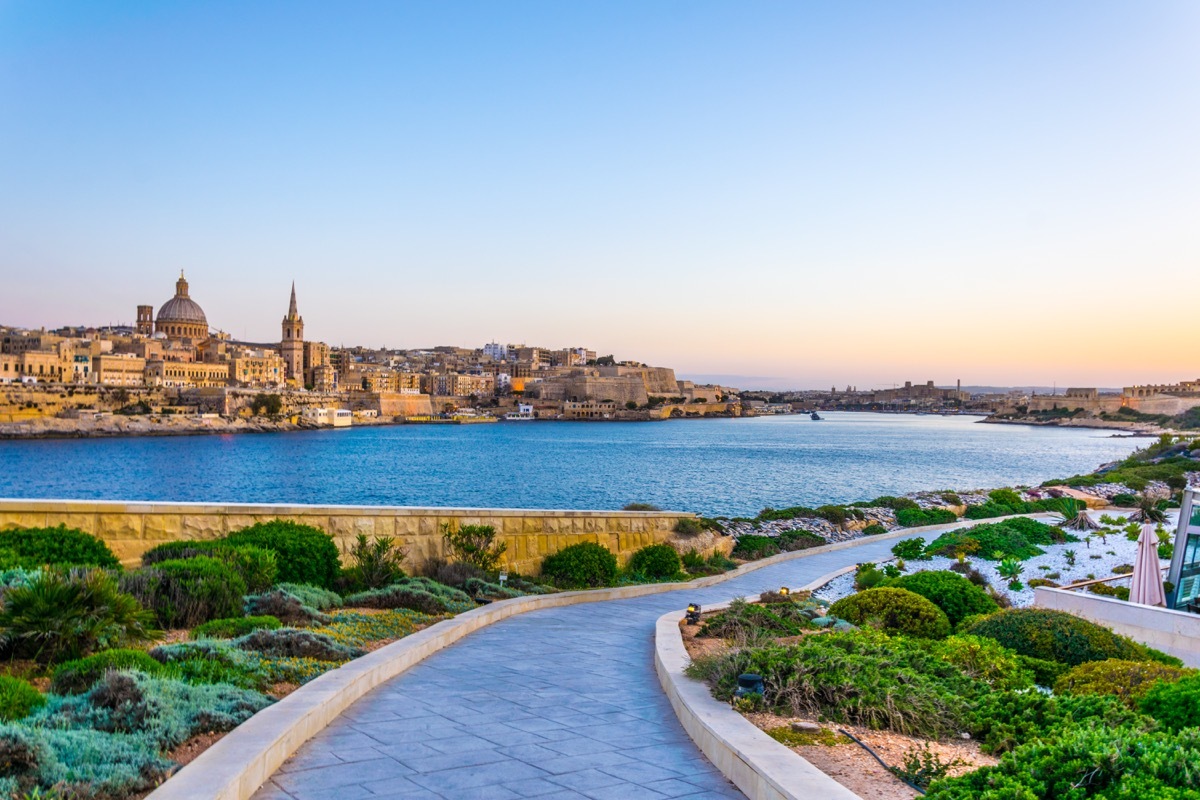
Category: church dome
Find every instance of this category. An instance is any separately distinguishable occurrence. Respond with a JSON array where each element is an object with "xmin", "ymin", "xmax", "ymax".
[{"xmin": 157, "ymin": 295, "xmax": 207, "ymax": 325}]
